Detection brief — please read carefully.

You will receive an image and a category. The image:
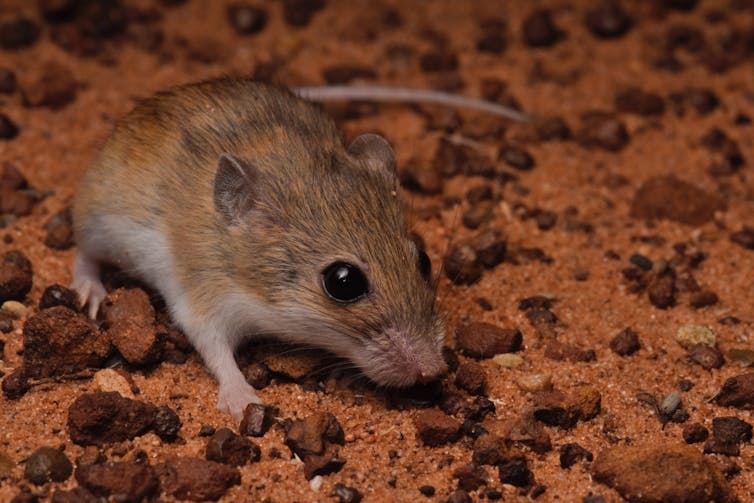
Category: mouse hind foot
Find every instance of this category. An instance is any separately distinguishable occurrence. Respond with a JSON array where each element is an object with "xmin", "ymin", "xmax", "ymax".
[{"xmin": 71, "ymin": 251, "xmax": 108, "ymax": 318}]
